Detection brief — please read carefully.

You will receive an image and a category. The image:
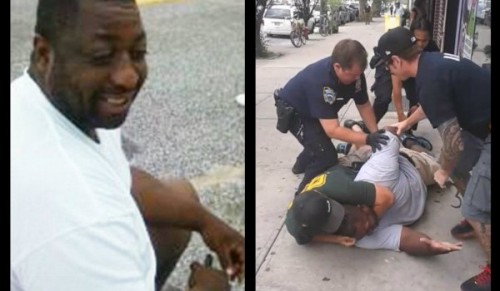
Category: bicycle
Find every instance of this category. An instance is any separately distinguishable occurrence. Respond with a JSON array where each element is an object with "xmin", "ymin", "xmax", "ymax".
[
  {"xmin": 319, "ymin": 14, "xmax": 330, "ymax": 37},
  {"xmin": 290, "ymin": 17, "xmax": 307, "ymax": 48}
]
